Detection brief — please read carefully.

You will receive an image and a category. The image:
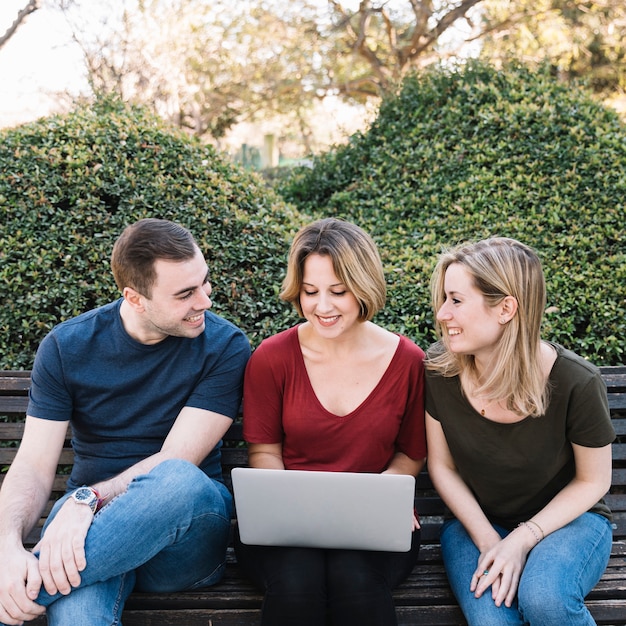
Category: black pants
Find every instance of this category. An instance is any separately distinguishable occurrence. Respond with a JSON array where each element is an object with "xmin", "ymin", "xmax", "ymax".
[{"xmin": 234, "ymin": 527, "xmax": 421, "ymax": 626}]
